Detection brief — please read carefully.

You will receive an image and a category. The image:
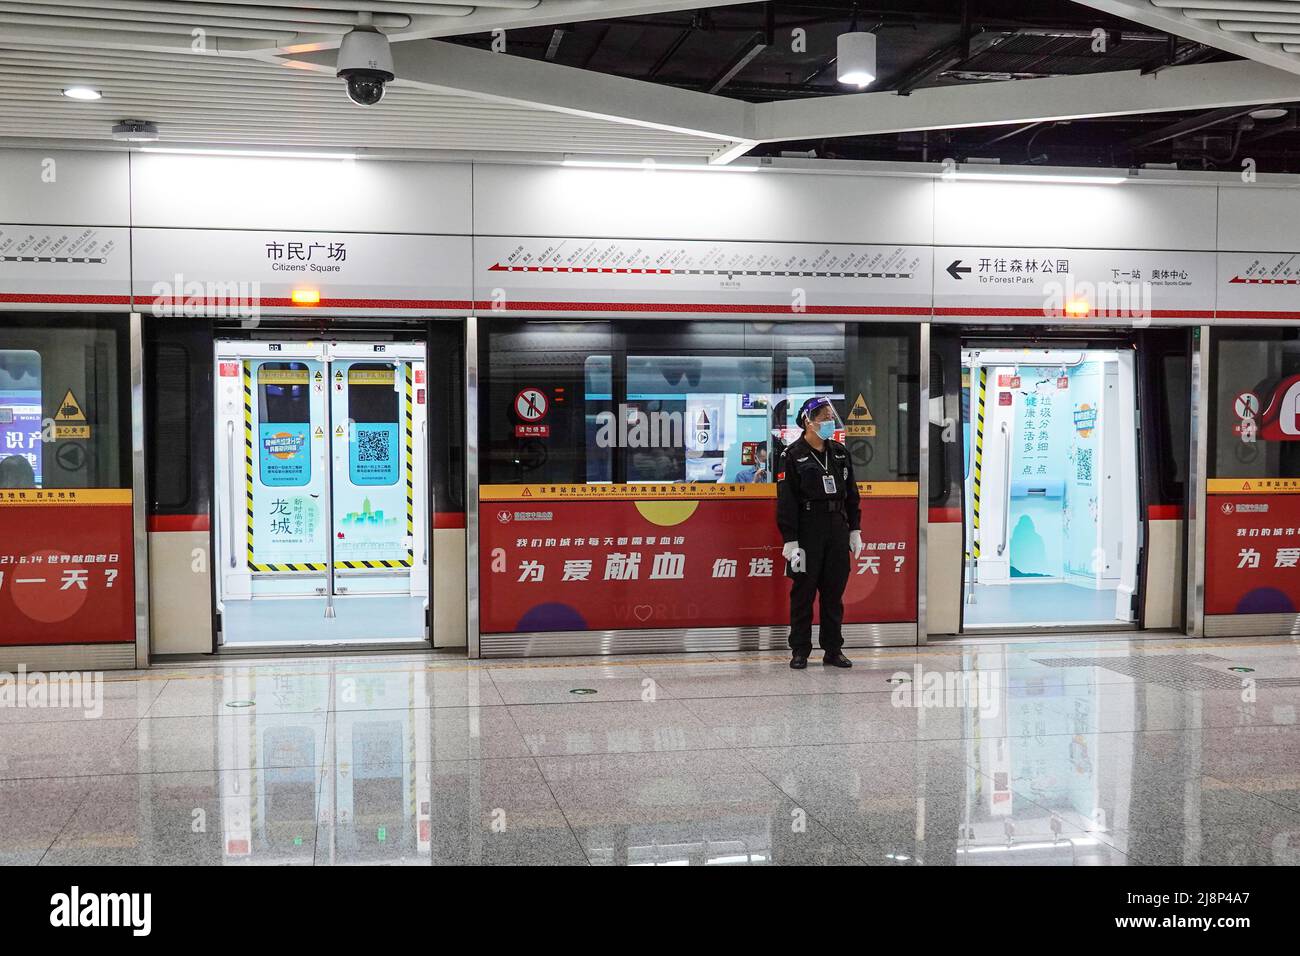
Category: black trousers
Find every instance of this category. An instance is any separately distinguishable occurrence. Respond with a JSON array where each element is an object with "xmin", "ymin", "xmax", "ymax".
[{"xmin": 787, "ymin": 509, "xmax": 850, "ymax": 653}]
